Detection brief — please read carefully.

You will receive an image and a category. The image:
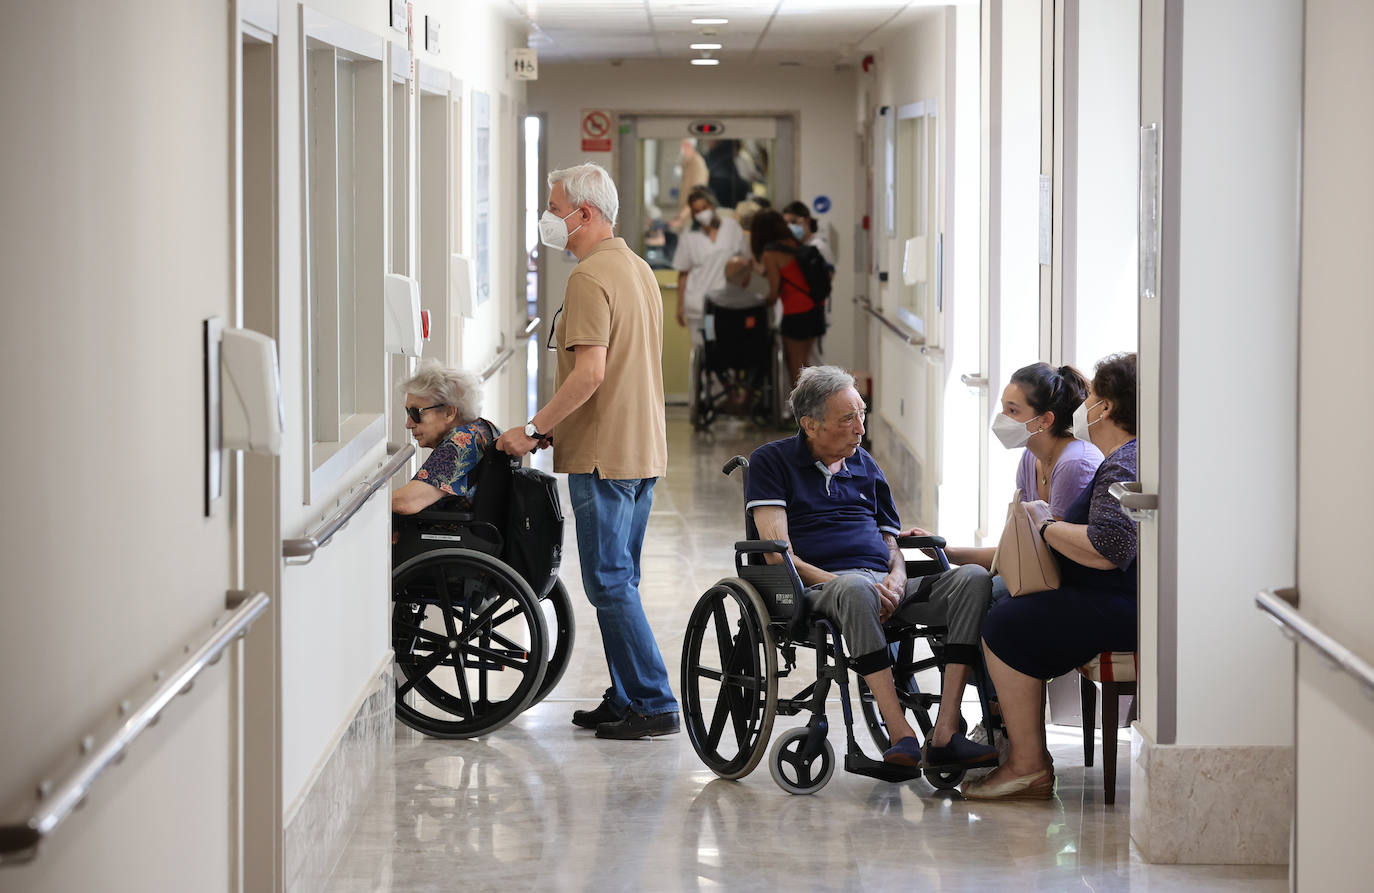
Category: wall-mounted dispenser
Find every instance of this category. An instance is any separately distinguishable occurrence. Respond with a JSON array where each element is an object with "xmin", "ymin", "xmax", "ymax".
[
  {"xmin": 451, "ymin": 253, "xmax": 476, "ymax": 319},
  {"xmin": 384, "ymin": 273, "xmax": 423, "ymax": 355},
  {"xmin": 901, "ymin": 235, "xmax": 927, "ymax": 286},
  {"xmin": 221, "ymin": 327, "xmax": 284, "ymax": 455}
]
